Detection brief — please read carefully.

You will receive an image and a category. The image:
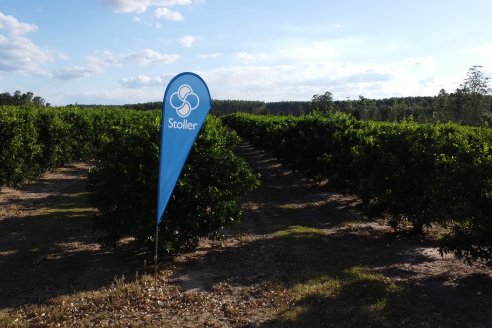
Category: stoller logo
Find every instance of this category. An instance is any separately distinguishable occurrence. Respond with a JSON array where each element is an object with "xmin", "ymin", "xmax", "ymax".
[
  {"xmin": 168, "ymin": 84, "xmax": 200, "ymax": 130},
  {"xmin": 170, "ymin": 84, "xmax": 199, "ymax": 118},
  {"xmin": 158, "ymin": 72, "xmax": 211, "ymax": 225}
]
